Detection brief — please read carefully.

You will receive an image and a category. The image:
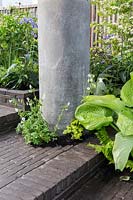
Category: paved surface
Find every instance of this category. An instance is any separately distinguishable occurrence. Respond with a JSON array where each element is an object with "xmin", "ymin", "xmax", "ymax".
[
  {"xmin": 0, "ymin": 131, "xmax": 103, "ymax": 200},
  {"xmin": 0, "ymin": 105, "xmax": 133, "ymax": 200},
  {"xmin": 68, "ymin": 162, "xmax": 133, "ymax": 200}
]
